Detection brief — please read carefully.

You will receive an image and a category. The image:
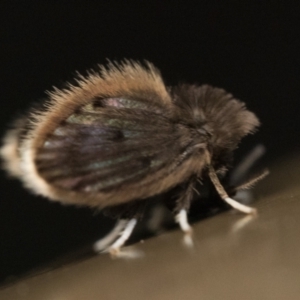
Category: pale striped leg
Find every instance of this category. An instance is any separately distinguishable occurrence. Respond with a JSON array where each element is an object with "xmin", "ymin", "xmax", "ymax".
[
  {"xmin": 175, "ymin": 209, "xmax": 192, "ymax": 234},
  {"xmin": 93, "ymin": 218, "xmax": 137, "ymax": 255},
  {"xmin": 175, "ymin": 209, "xmax": 193, "ymax": 247},
  {"xmin": 109, "ymin": 219, "xmax": 137, "ymax": 256}
]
